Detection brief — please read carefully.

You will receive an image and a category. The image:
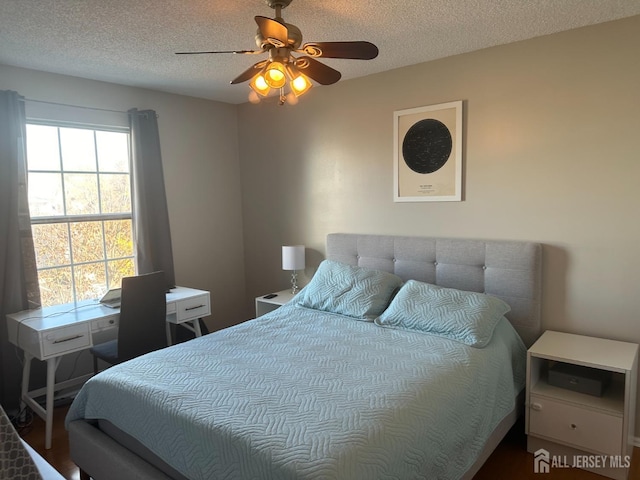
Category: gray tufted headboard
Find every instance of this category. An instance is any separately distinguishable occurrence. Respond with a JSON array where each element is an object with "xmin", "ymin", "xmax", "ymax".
[{"xmin": 326, "ymin": 233, "xmax": 542, "ymax": 347}]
